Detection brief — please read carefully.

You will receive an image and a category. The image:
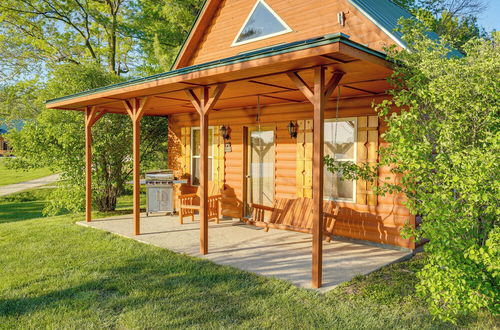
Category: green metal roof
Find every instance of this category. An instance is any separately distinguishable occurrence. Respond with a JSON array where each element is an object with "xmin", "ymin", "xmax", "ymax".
[
  {"xmin": 348, "ymin": 0, "xmax": 462, "ymax": 57},
  {"xmin": 46, "ymin": 33, "xmax": 388, "ymax": 106},
  {"xmin": 348, "ymin": 0, "xmax": 413, "ymax": 49}
]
